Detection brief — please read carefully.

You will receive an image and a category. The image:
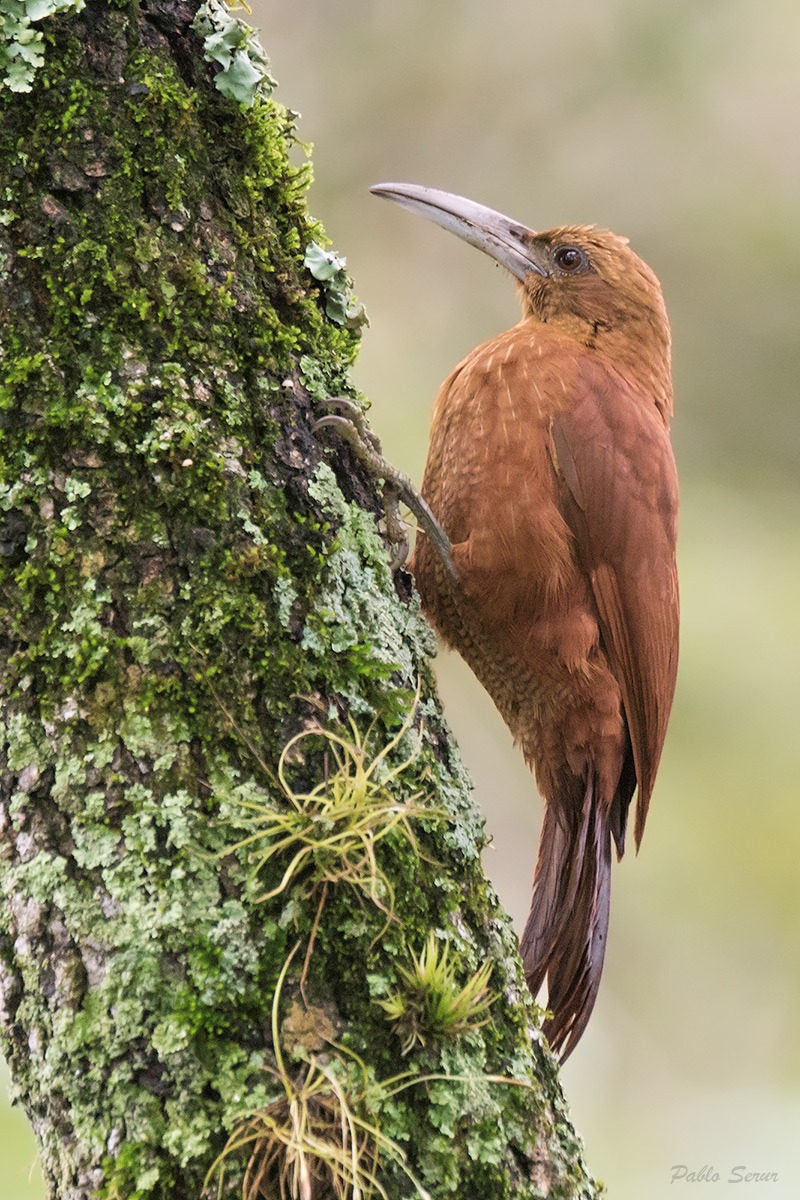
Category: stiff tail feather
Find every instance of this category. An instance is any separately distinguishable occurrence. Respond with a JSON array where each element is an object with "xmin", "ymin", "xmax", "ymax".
[{"xmin": 520, "ymin": 773, "xmax": 613, "ymax": 1061}]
